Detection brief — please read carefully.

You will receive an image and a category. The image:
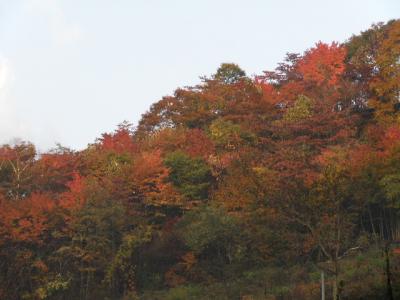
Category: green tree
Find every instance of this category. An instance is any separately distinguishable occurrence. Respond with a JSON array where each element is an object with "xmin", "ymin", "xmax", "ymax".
[
  {"xmin": 283, "ymin": 95, "xmax": 314, "ymax": 122},
  {"xmin": 177, "ymin": 206, "xmax": 245, "ymax": 279},
  {"xmin": 164, "ymin": 152, "xmax": 212, "ymax": 201},
  {"xmin": 213, "ymin": 63, "xmax": 246, "ymax": 85}
]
